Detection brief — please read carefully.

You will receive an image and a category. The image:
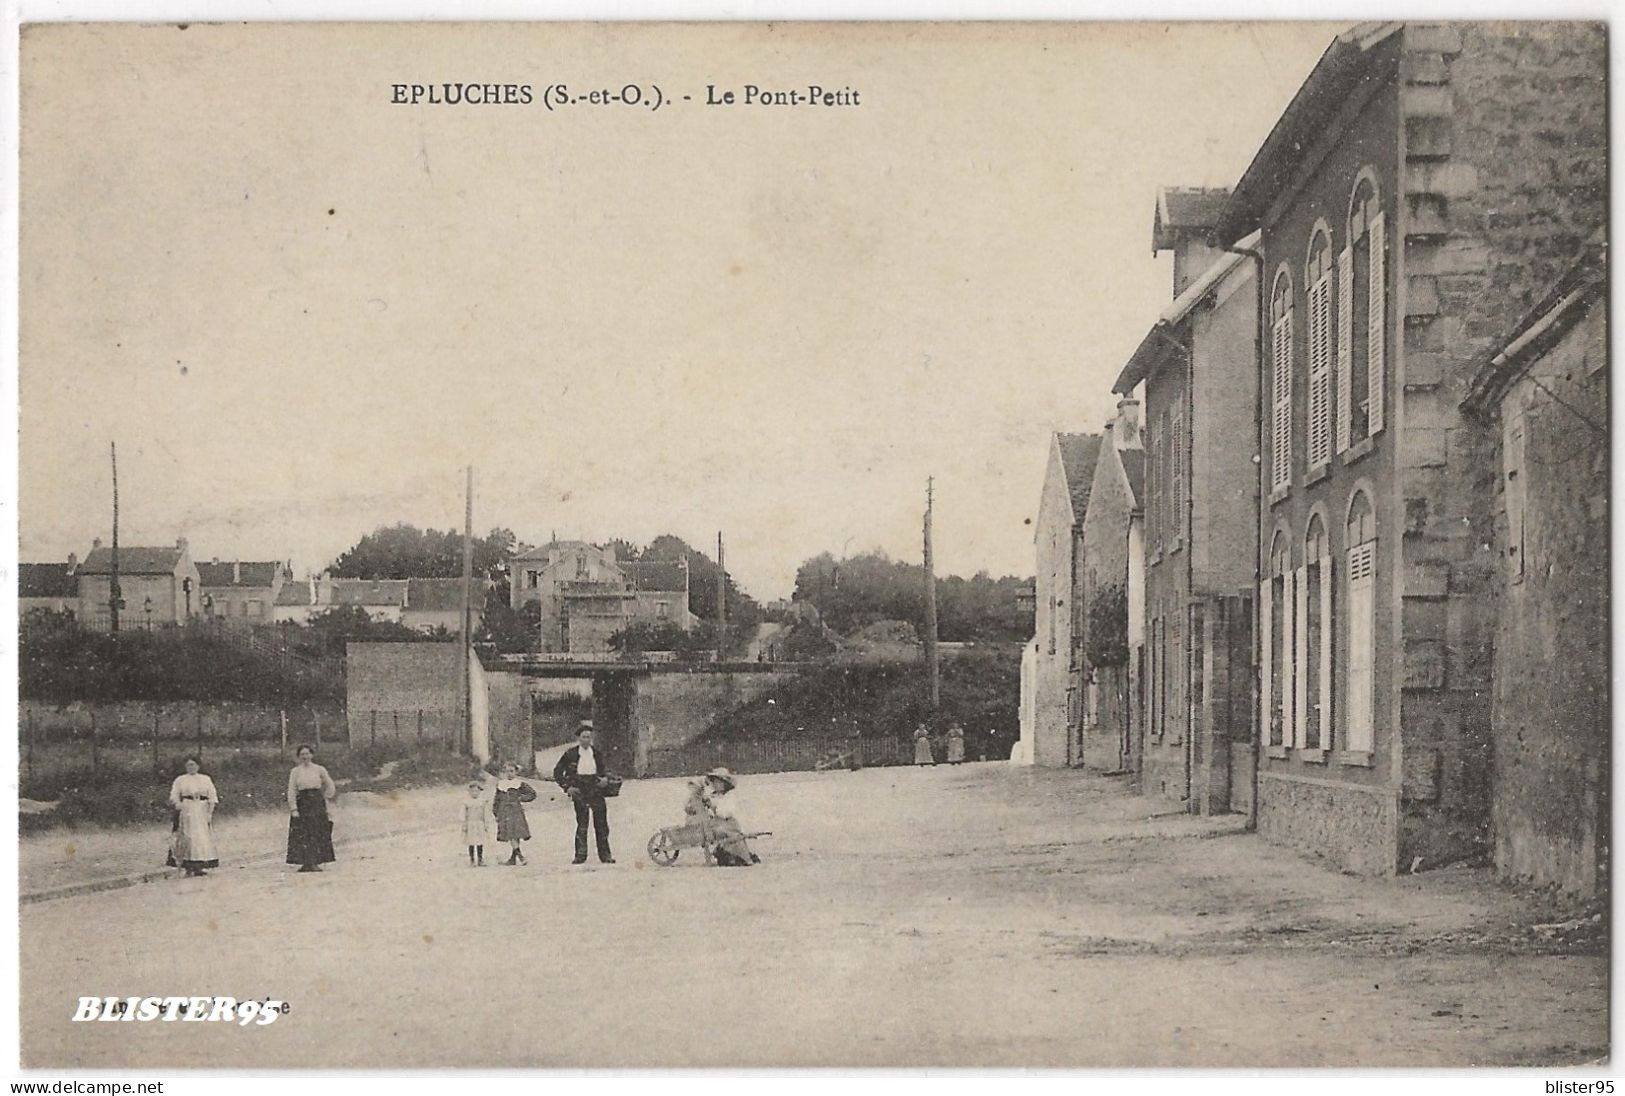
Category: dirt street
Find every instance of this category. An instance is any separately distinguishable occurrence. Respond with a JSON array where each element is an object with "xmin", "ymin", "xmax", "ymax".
[{"xmin": 19, "ymin": 763, "xmax": 1607, "ymax": 1068}]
